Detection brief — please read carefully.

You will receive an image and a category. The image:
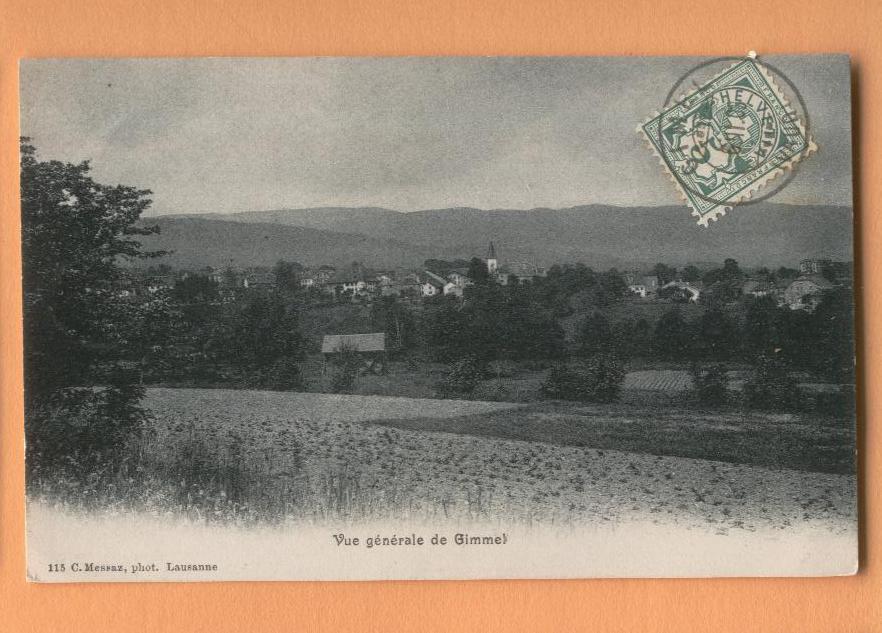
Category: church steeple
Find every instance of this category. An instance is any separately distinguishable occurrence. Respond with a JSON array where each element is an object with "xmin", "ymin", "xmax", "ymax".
[{"xmin": 486, "ymin": 241, "xmax": 498, "ymax": 274}]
